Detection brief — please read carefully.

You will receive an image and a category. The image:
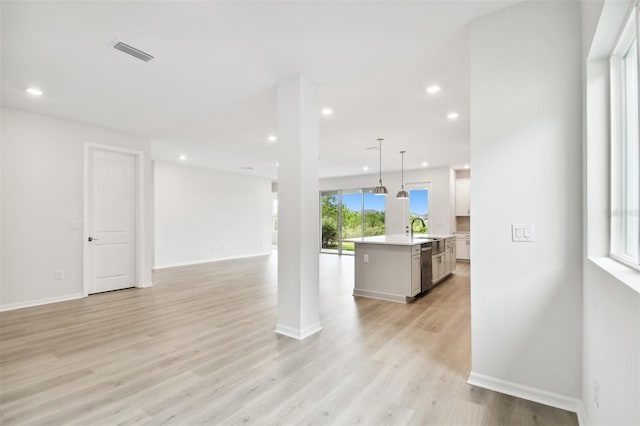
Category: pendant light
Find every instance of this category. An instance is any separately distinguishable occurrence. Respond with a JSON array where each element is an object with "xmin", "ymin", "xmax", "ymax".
[
  {"xmin": 396, "ymin": 150, "xmax": 409, "ymax": 199},
  {"xmin": 373, "ymin": 138, "xmax": 388, "ymax": 195}
]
